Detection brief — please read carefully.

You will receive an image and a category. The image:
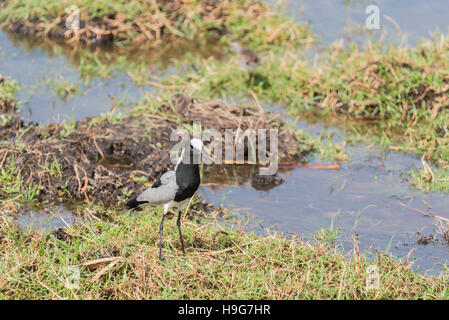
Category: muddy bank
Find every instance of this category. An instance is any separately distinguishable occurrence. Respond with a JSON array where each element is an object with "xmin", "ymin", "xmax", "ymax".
[
  {"xmin": 1, "ymin": 0, "xmax": 264, "ymax": 48},
  {"xmin": 1, "ymin": 113, "xmax": 175, "ymax": 204},
  {"xmin": 0, "ymin": 94, "xmax": 309, "ymax": 205},
  {"xmin": 0, "ymin": 93, "xmax": 22, "ymax": 141},
  {"xmin": 166, "ymin": 94, "xmax": 305, "ymax": 160}
]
